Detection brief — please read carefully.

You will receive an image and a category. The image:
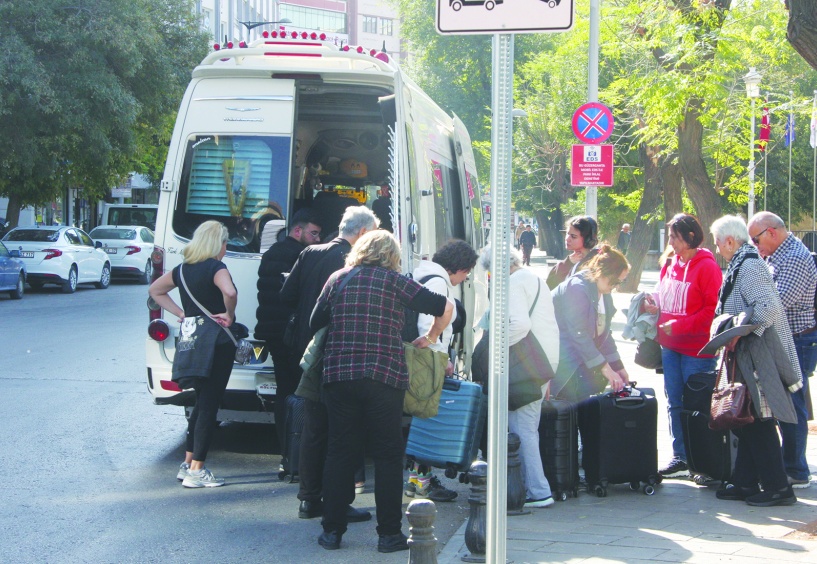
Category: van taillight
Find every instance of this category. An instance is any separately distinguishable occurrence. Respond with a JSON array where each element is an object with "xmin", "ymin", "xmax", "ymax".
[
  {"xmin": 160, "ymin": 380, "xmax": 182, "ymax": 392},
  {"xmin": 148, "ymin": 319, "xmax": 170, "ymax": 341},
  {"xmin": 149, "ymin": 246, "xmax": 164, "ymax": 321},
  {"xmin": 43, "ymin": 249, "xmax": 62, "ymax": 260}
]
